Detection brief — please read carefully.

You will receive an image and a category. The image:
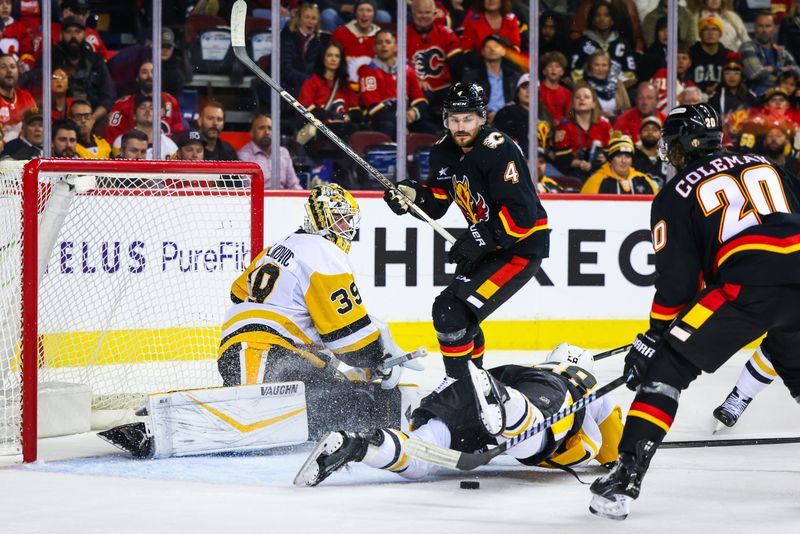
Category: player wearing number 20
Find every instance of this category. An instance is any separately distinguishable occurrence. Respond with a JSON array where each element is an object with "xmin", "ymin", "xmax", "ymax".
[
  {"xmin": 590, "ymin": 103, "xmax": 800, "ymax": 521},
  {"xmin": 384, "ymin": 82, "xmax": 549, "ymax": 388}
]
